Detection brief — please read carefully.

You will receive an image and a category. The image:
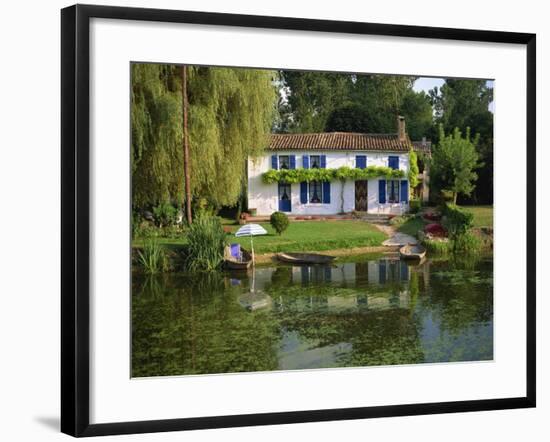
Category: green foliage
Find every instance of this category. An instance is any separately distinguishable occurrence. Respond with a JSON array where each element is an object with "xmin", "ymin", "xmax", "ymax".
[
  {"xmin": 279, "ymin": 72, "xmax": 431, "ymax": 135},
  {"xmin": 131, "ymin": 64, "xmax": 278, "ymax": 209},
  {"xmin": 430, "ymin": 125, "xmax": 482, "ymax": 203},
  {"xmin": 423, "ymin": 239, "xmax": 451, "ymax": 255},
  {"xmin": 152, "ymin": 202, "xmax": 179, "ymax": 227},
  {"xmin": 430, "ymin": 79, "xmax": 494, "ymax": 204},
  {"xmin": 409, "ymin": 199, "xmax": 421, "ymax": 214},
  {"xmin": 131, "ymin": 64, "xmax": 185, "ymax": 208},
  {"xmin": 408, "ymin": 149, "xmax": 420, "ymax": 189},
  {"xmin": 137, "ymin": 239, "xmax": 170, "ymax": 274},
  {"xmin": 400, "ymin": 89, "xmax": 434, "ymax": 141},
  {"xmin": 270, "ymin": 211, "xmax": 290, "ymax": 235},
  {"xmin": 132, "ymin": 211, "xmax": 142, "ymax": 239},
  {"xmin": 451, "ymin": 231, "xmax": 482, "ymax": 254},
  {"xmin": 262, "ymin": 166, "xmax": 405, "ymax": 184},
  {"xmin": 325, "ymin": 104, "xmax": 381, "ymax": 133},
  {"xmin": 442, "ymin": 204, "xmax": 474, "ymax": 239},
  {"xmin": 184, "ymin": 216, "xmax": 227, "ymax": 272}
]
